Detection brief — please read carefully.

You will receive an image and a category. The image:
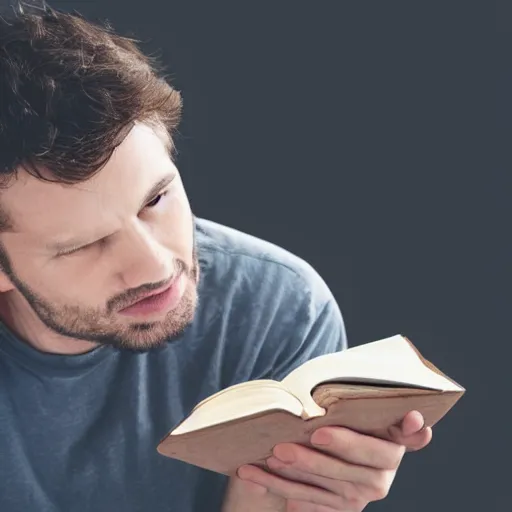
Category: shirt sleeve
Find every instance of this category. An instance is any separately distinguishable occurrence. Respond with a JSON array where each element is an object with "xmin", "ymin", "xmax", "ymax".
[
  {"xmin": 267, "ymin": 288, "xmax": 348, "ymax": 382},
  {"xmin": 217, "ymin": 251, "xmax": 349, "ymax": 388},
  {"xmin": 238, "ymin": 259, "xmax": 349, "ymax": 383}
]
